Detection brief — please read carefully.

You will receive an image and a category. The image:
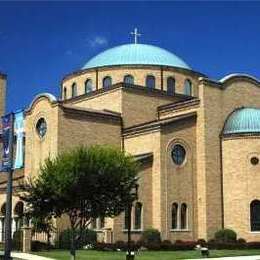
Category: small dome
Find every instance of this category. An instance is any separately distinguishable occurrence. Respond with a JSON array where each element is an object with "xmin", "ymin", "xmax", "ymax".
[
  {"xmin": 223, "ymin": 108, "xmax": 260, "ymax": 135},
  {"xmin": 82, "ymin": 43, "xmax": 190, "ymax": 70}
]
